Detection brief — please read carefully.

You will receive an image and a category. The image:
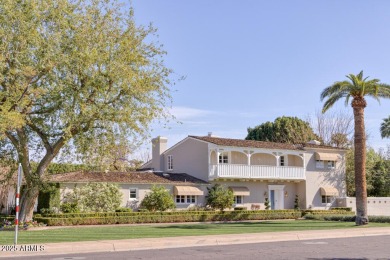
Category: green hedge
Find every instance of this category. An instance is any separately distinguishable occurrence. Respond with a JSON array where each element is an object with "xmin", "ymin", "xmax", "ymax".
[
  {"xmin": 34, "ymin": 210, "xmax": 302, "ymax": 226},
  {"xmin": 305, "ymin": 214, "xmax": 390, "ymax": 223},
  {"xmin": 302, "ymin": 210, "xmax": 354, "ymax": 216}
]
